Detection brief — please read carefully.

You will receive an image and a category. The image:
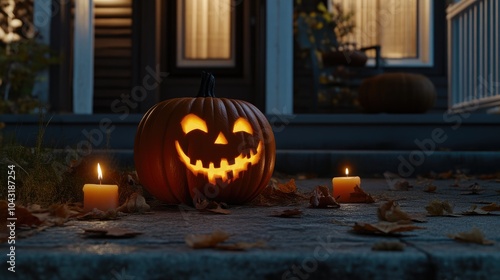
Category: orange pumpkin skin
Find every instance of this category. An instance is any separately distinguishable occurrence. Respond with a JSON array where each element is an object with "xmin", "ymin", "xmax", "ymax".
[{"xmin": 134, "ymin": 73, "xmax": 275, "ymax": 205}]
